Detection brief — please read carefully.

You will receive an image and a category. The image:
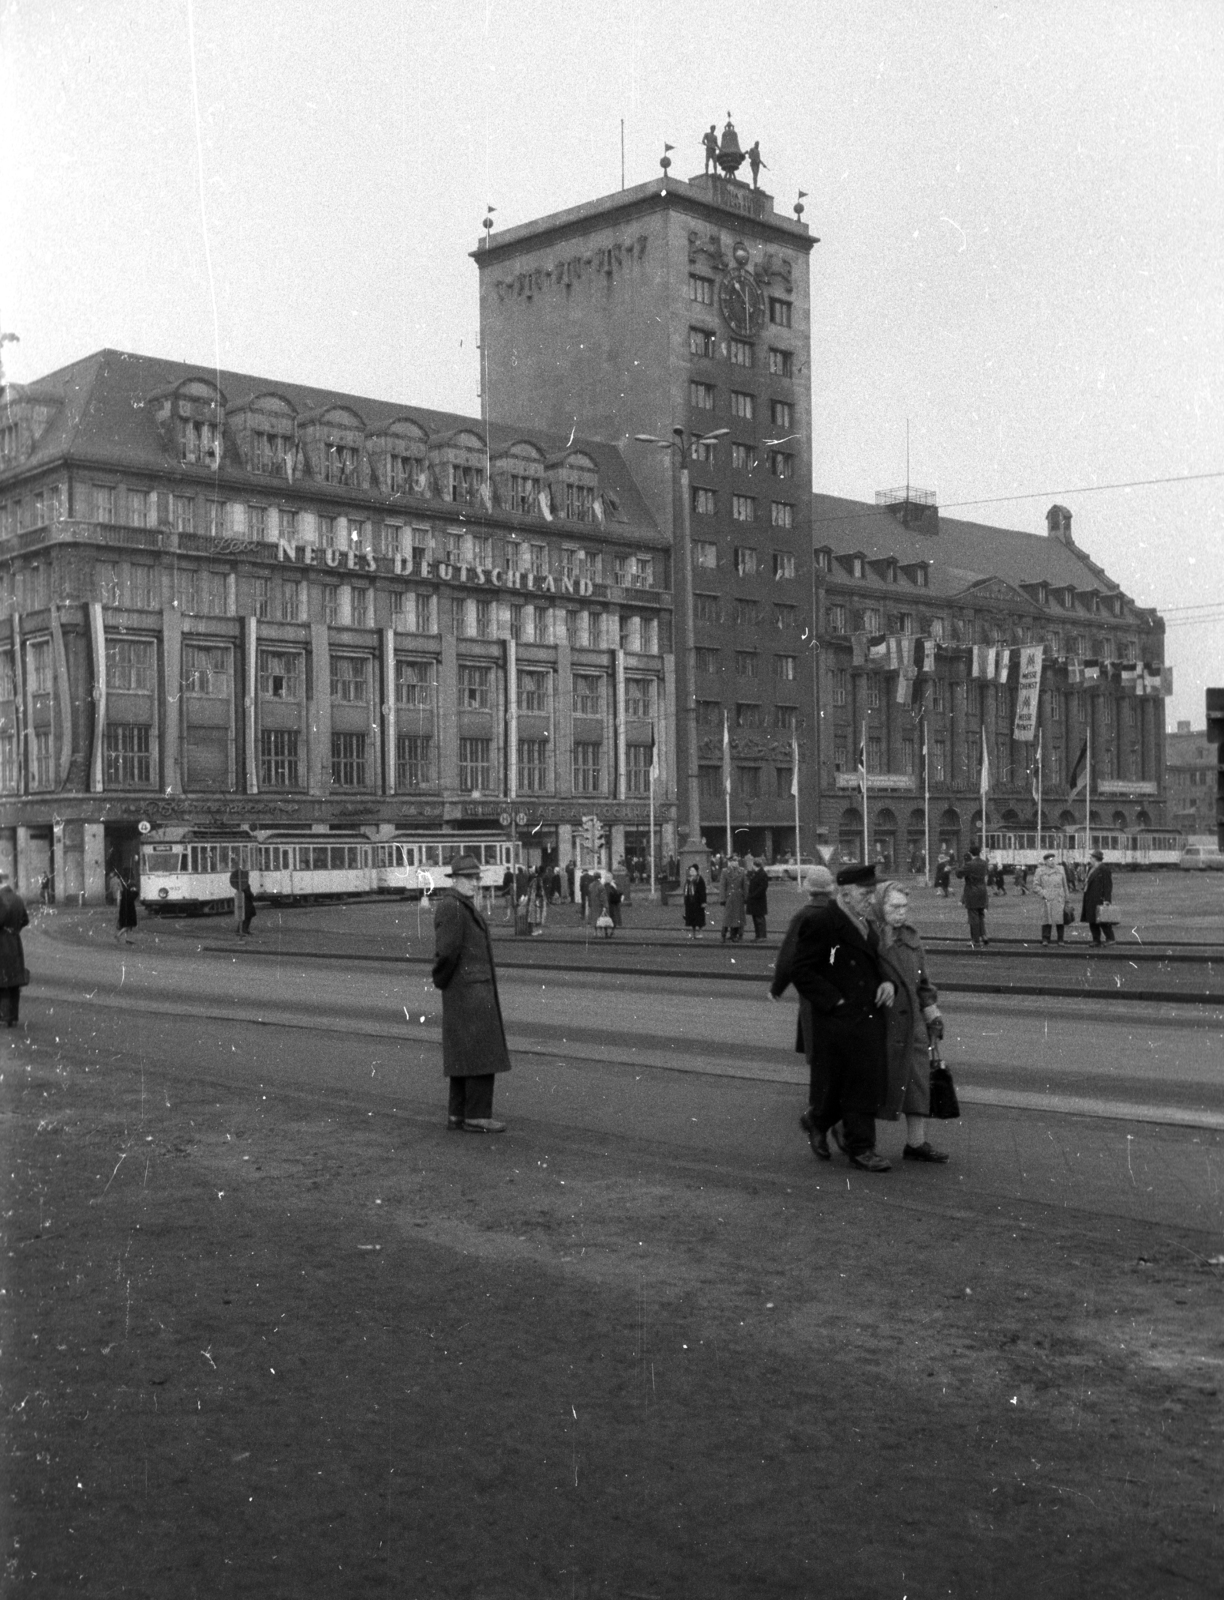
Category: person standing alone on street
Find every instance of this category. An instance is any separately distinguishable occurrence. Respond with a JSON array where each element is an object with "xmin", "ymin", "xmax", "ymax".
[
  {"xmin": 1081, "ymin": 849, "xmax": 1116, "ymax": 944},
  {"xmin": 1033, "ymin": 852, "xmax": 1068, "ymax": 944},
  {"xmin": 745, "ymin": 856, "xmax": 769, "ymax": 940},
  {"xmin": 115, "ymin": 869, "xmax": 139, "ymax": 944},
  {"xmin": 956, "ymin": 844, "xmax": 990, "ymax": 948},
  {"xmin": 431, "ymin": 853, "xmax": 511, "ymax": 1133},
  {"xmin": 0, "ymin": 870, "xmax": 30, "ymax": 1028},
  {"xmin": 769, "ymin": 862, "xmax": 896, "ymax": 1172}
]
